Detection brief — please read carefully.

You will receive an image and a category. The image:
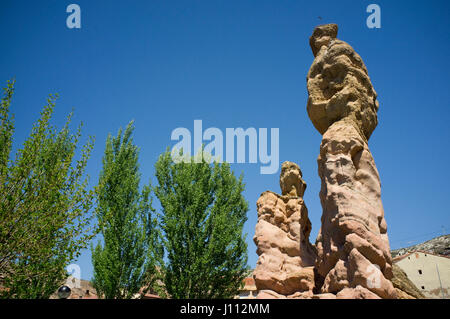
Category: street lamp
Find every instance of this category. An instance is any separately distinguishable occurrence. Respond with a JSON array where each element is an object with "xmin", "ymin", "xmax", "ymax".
[{"xmin": 57, "ymin": 285, "xmax": 71, "ymax": 299}]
